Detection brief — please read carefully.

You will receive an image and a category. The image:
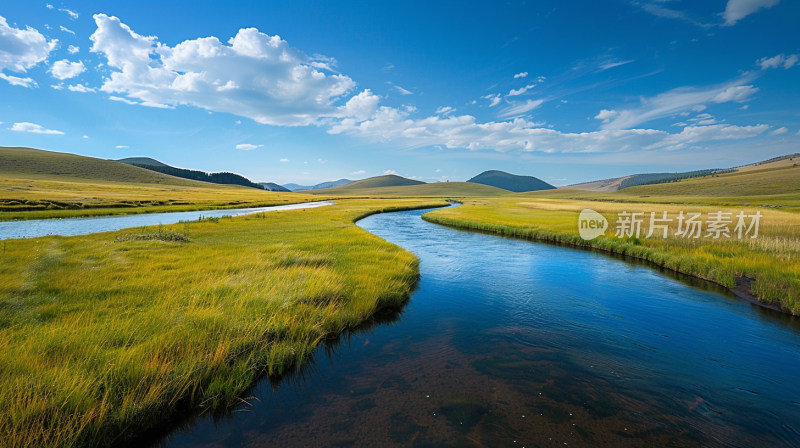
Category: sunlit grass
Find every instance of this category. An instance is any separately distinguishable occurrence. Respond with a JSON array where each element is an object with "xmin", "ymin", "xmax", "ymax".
[
  {"xmin": 424, "ymin": 196, "xmax": 800, "ymax": 314},
  {"xmin": 0, "ymin": 198, "xmax": 446, "ymax": 447}
]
